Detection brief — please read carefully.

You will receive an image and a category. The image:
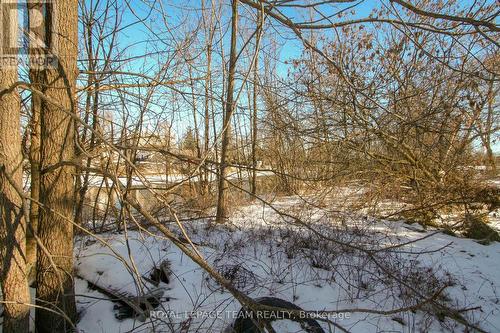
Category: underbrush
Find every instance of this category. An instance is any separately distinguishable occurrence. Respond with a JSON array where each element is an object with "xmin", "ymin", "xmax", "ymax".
[
  {"xmin": 357, "ymin": 179, "xmax": 500, "ymax": 244},
  {"xmin": 75, "ymin": 195, "xmax": 499, "ymax": 332},
  {"xmin": 193, "ymin": 212, "xmax": 475, "ymax": 331}
]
